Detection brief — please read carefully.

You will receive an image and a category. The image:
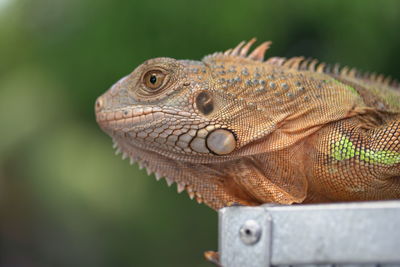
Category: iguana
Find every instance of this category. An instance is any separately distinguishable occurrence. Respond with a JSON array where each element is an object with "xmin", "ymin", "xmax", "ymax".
[{"xmin": 95, "ymin": 39, "xmax": 400, "ymax": 211}]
